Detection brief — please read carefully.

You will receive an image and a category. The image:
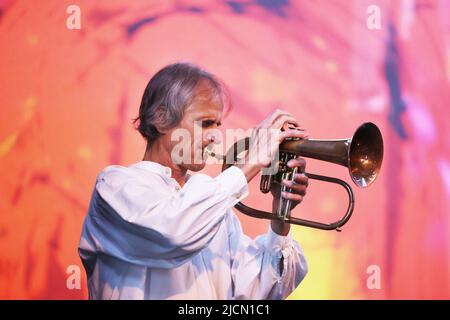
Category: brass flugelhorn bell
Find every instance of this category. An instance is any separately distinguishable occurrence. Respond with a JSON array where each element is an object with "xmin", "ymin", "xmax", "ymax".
[{"xmin": 219, "ymin": 122, "xmax": 384, "ymax": 231}]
